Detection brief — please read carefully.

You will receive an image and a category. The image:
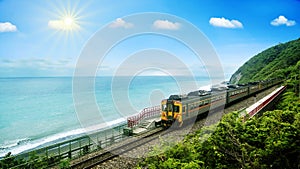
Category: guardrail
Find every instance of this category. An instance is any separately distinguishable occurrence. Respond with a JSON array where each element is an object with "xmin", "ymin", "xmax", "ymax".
[
  {"xmin": 127, "ymin": 106, "xmax": 161, "ymax": 128},
  {"xmin": 3, "ymin": 123, "xmax": 128, "ymax": 168},
  {"xmin": 246, "ymin": 86, "xmax": 286, "ymax": 118}
]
